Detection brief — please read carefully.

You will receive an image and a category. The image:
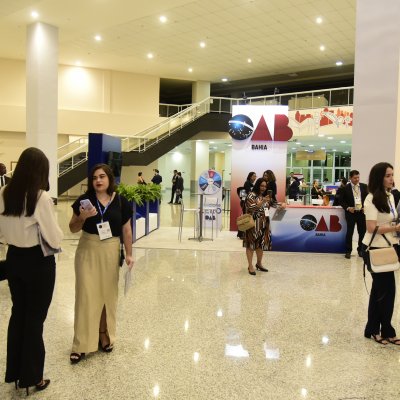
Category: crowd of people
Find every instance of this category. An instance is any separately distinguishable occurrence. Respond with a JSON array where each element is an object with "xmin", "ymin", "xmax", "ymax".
[
  {"xmin": 2, "ymin": 152, "xmax": 400, "ymax": 396},
  {"xmin": 238, "ymin": 165, "xmax": 400, "ymax": 348}
]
